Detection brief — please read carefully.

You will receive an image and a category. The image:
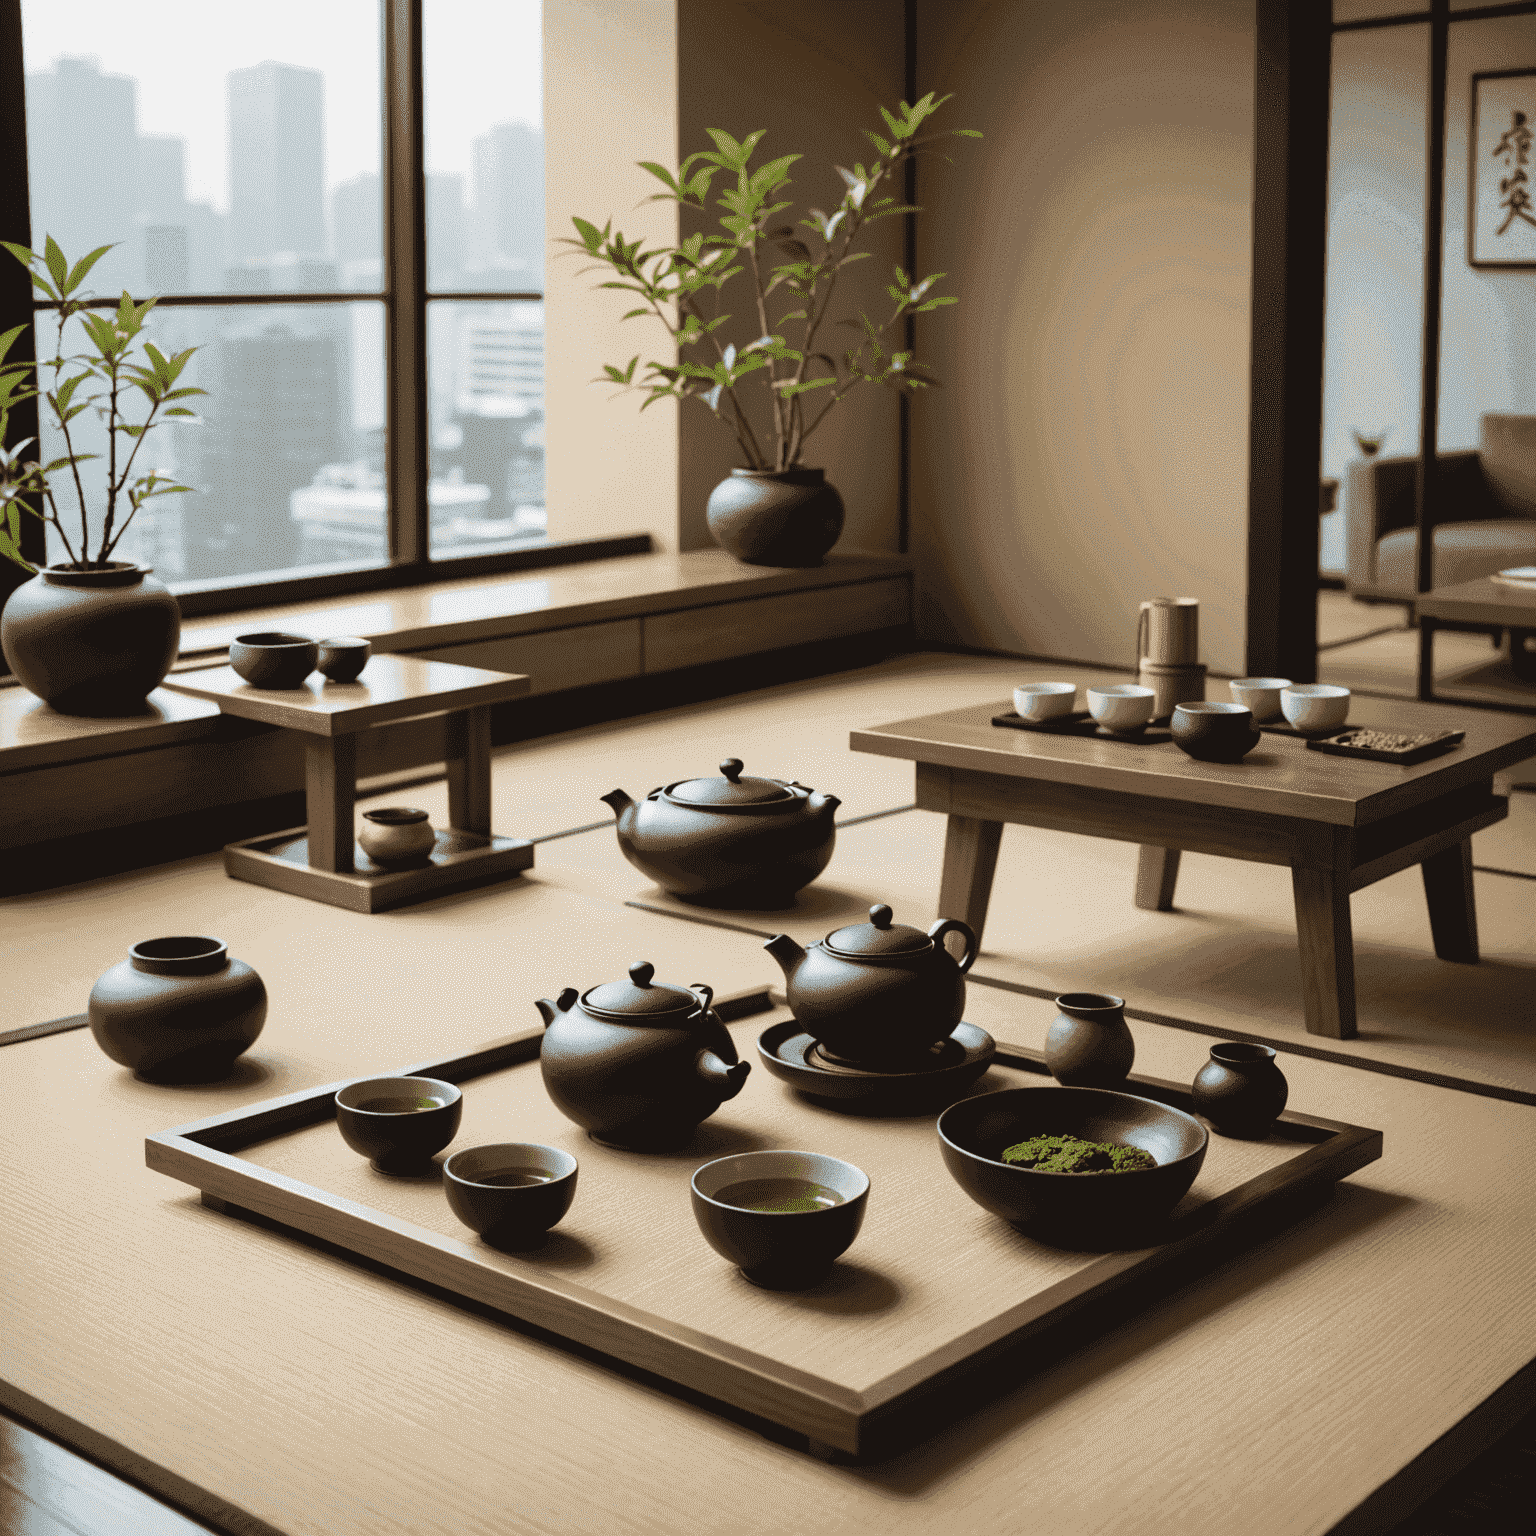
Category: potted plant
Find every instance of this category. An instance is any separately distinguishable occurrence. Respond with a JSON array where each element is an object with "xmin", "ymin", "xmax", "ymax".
[
  {"xmin": 566, "ymin": 93, "xmax": 977, "ymax": 567},
  {"xmin": 0, "ymin": 237, "xmax": 203, "ymax": 715}
]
